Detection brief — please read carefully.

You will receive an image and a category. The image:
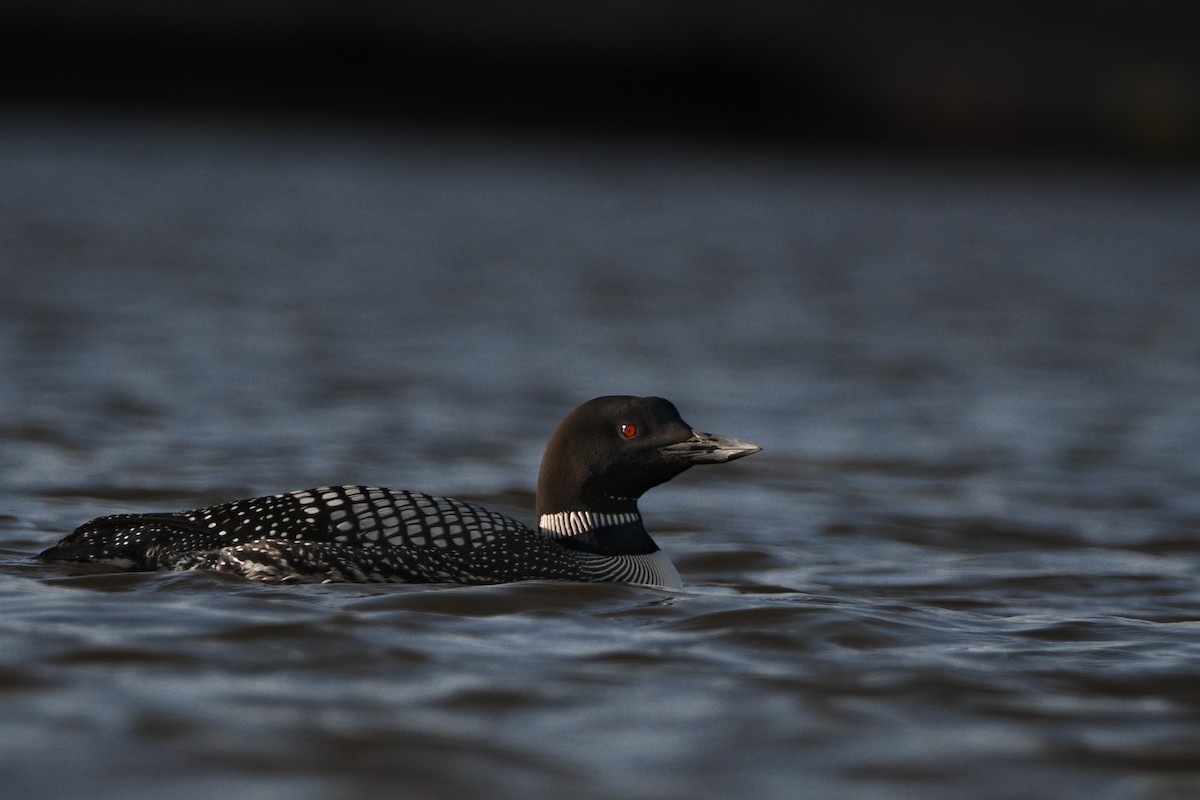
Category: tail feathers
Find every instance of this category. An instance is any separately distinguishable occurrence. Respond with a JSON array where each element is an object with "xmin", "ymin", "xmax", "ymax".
[
  {"xmin": 39, "ymin": 516, "xmax": 402, "ymax": 582},
  {"xmin": 37, "ymin": 514, "xmax": 202, "ymax": 568}
]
